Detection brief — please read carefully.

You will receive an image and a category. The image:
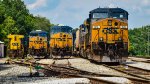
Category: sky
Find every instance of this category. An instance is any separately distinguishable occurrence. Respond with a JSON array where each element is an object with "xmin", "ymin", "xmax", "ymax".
[{"xmin": 23, "ymin": 0, "xmax": 150, "ymax": 29}]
